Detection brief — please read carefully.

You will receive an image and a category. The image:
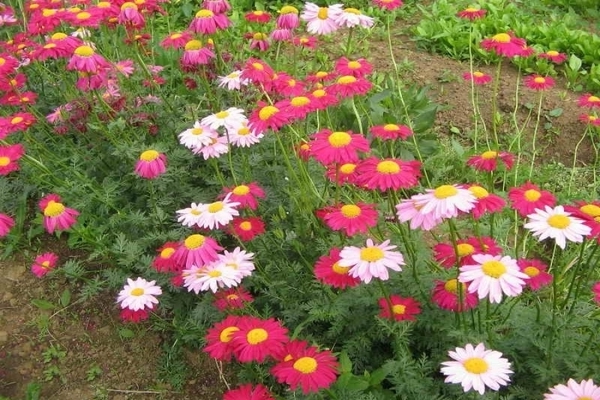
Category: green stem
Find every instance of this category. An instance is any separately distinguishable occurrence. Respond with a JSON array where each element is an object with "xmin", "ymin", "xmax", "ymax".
[{"xmin": 528, "ymin": 91, "xmax": 545, "ymax": 179}]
